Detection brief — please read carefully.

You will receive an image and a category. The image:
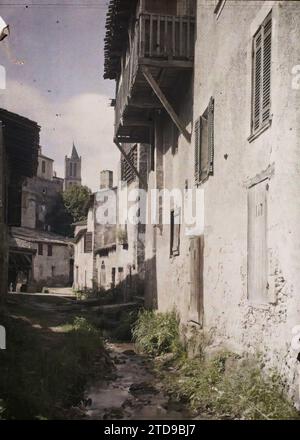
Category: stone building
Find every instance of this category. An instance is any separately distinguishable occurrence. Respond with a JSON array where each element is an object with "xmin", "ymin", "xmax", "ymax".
[
  {"xmin": 9, "ymin": 227, "xmax": 73, "ymax": 292},
  {"xmin": 0, "ymin": 108, "xmax": 40, "ymax": 301},
  {"xmin": 104, "ymin": 0, "xmax": 300, "ymax": 402},
  {"xmin": 64, "ymin": 143, "xmax": 82, "ymax": 190},
  {"xmin": 21, "ymin": 146, "xmax": 63, "ymax": 231},
  {"xmin": 10, "ymin": 145, "xmax": 73, "ymax": 292}
]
